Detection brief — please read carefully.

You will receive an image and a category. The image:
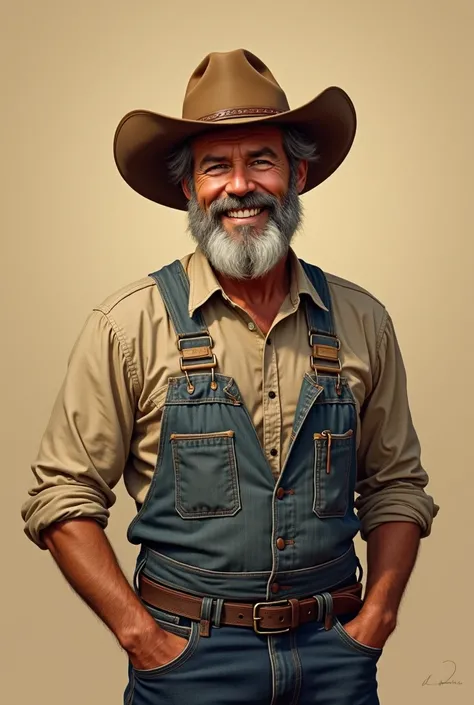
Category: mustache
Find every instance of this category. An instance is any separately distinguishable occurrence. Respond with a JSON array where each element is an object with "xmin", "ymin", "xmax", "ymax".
[{"xmin": 208, "ymin": 193, "xmax": 280, "ymax": 218}]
